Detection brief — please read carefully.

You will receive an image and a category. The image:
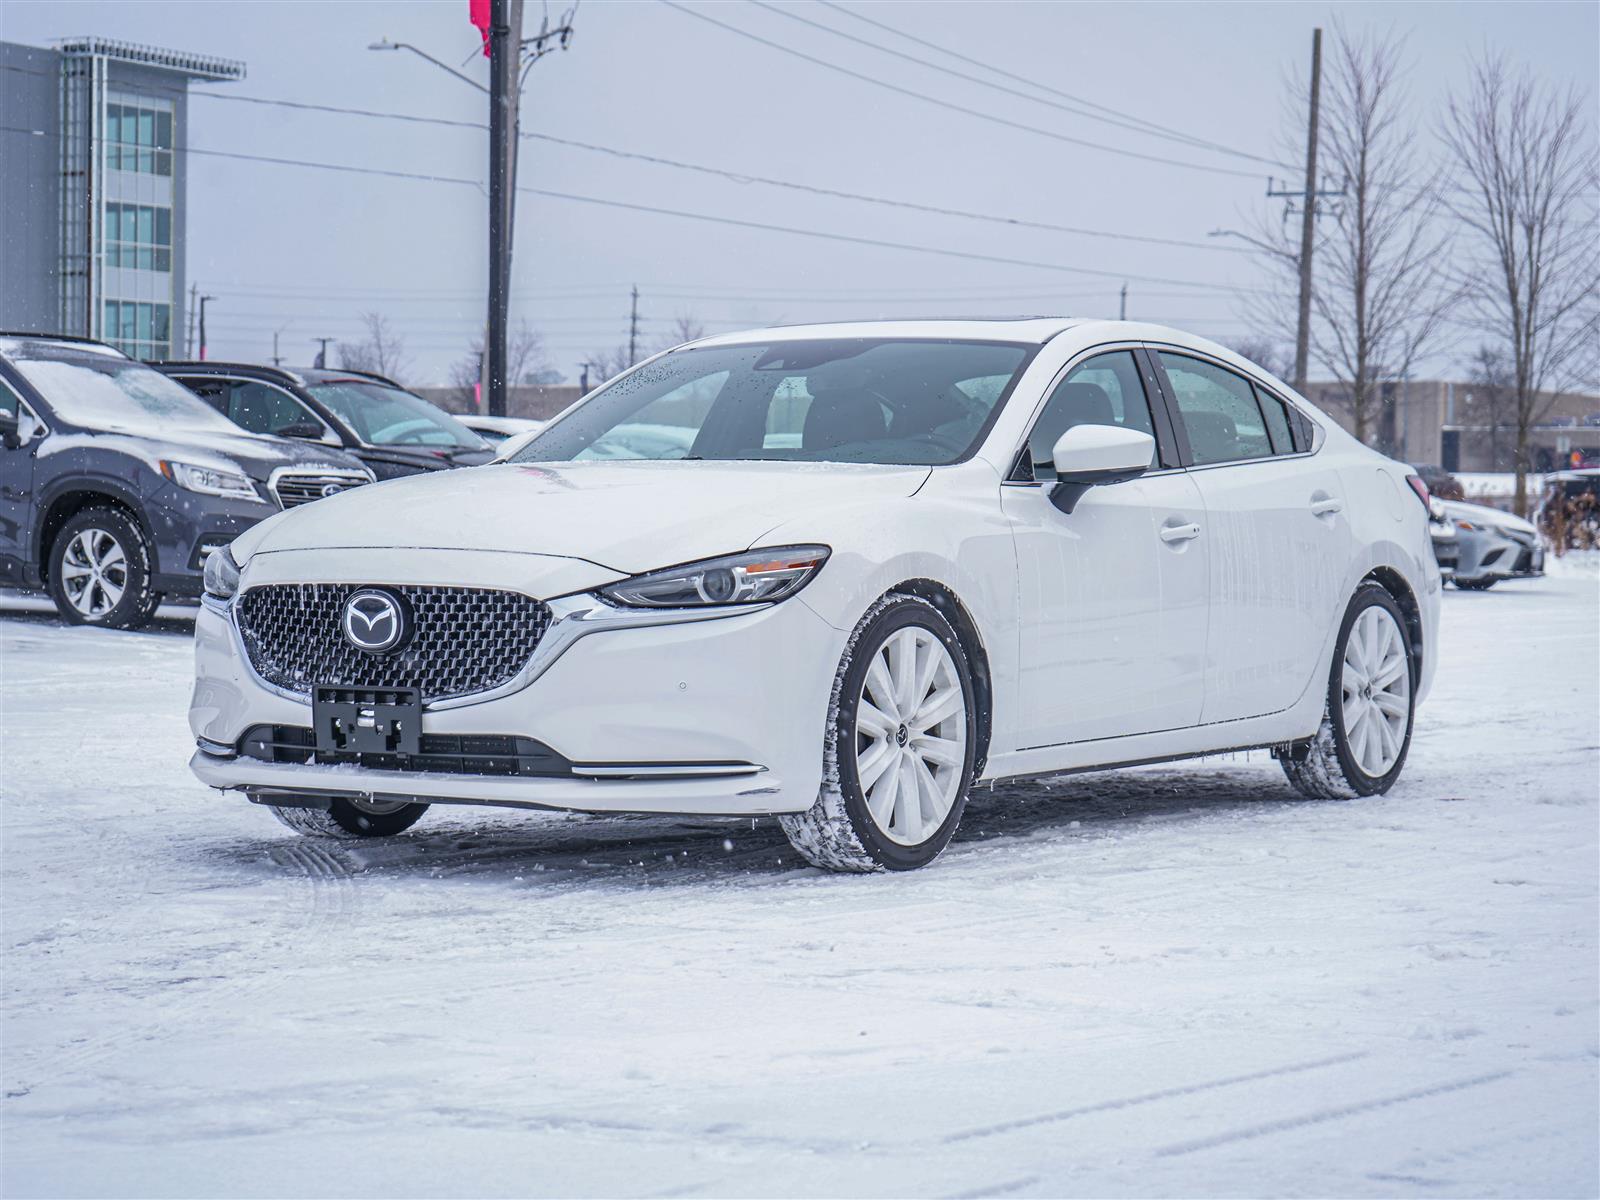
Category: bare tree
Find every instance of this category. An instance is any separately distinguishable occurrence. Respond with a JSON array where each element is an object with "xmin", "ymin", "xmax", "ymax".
[
  {"xmin": 1225, "ymin": 336, "xmax": 1295, "ymax": 383},
  {"xmin": 1441, "ymin": 54, "xmax": 1599, "ymax": 514},
  {"xmin": 447, "ymin": 320, "xmax": 554, "ymax": 411},
  {"xmin": 655, "ymin": 314, "xmax": 707, "ymax": 353},
  {"xmin": 338, "ymin": 312, "xmax": 412, "ymax": 383},
  {"xmin": 1307, "ymin": 25, "xmax": 1456, "ymax": 451},
  {"xmin": 1463, "ymin": 344, "xmax": 1517, "ymax": 471}
]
